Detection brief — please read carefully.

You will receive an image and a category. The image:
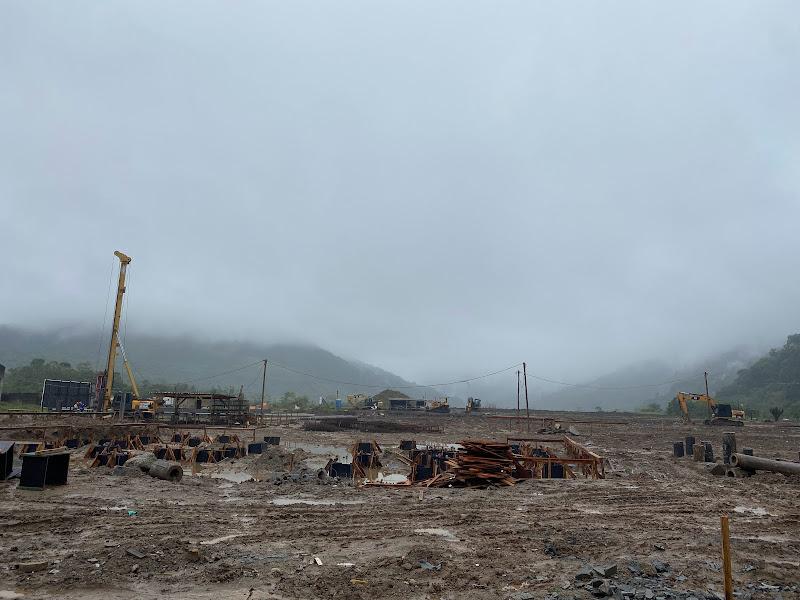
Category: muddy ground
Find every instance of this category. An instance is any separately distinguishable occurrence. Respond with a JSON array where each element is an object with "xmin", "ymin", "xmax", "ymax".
[{"xmin": 0, "ymin": 411, "xmax": 798, "ymax": 600}]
